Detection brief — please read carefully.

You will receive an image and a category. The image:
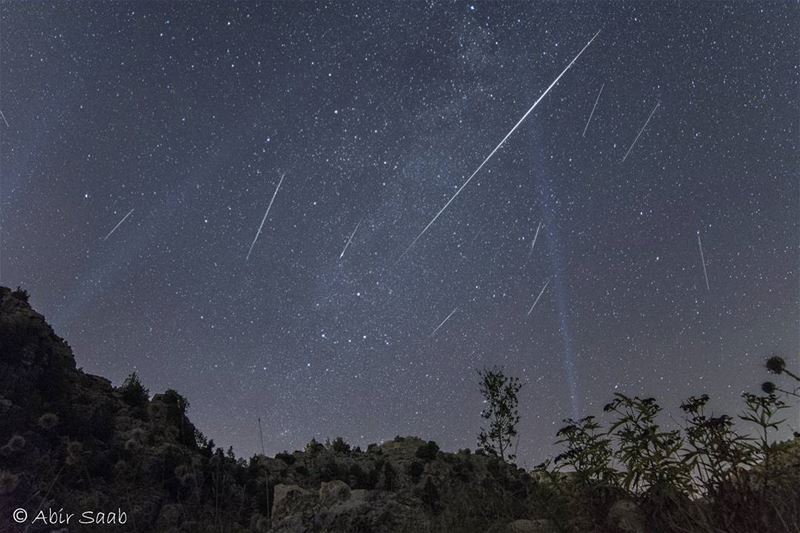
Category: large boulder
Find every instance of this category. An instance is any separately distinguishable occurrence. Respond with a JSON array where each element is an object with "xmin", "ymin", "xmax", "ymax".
[
  {"xmin": 319, "ymin": 479, "xmax": 351, "ymax": 507},
  {"xmin": 271, "ymin": 484, "xmax": 317, "ymax": 521},
  {"xmin": 607, "ymin": 499, "xmax": 646, "ymax": 533}
]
